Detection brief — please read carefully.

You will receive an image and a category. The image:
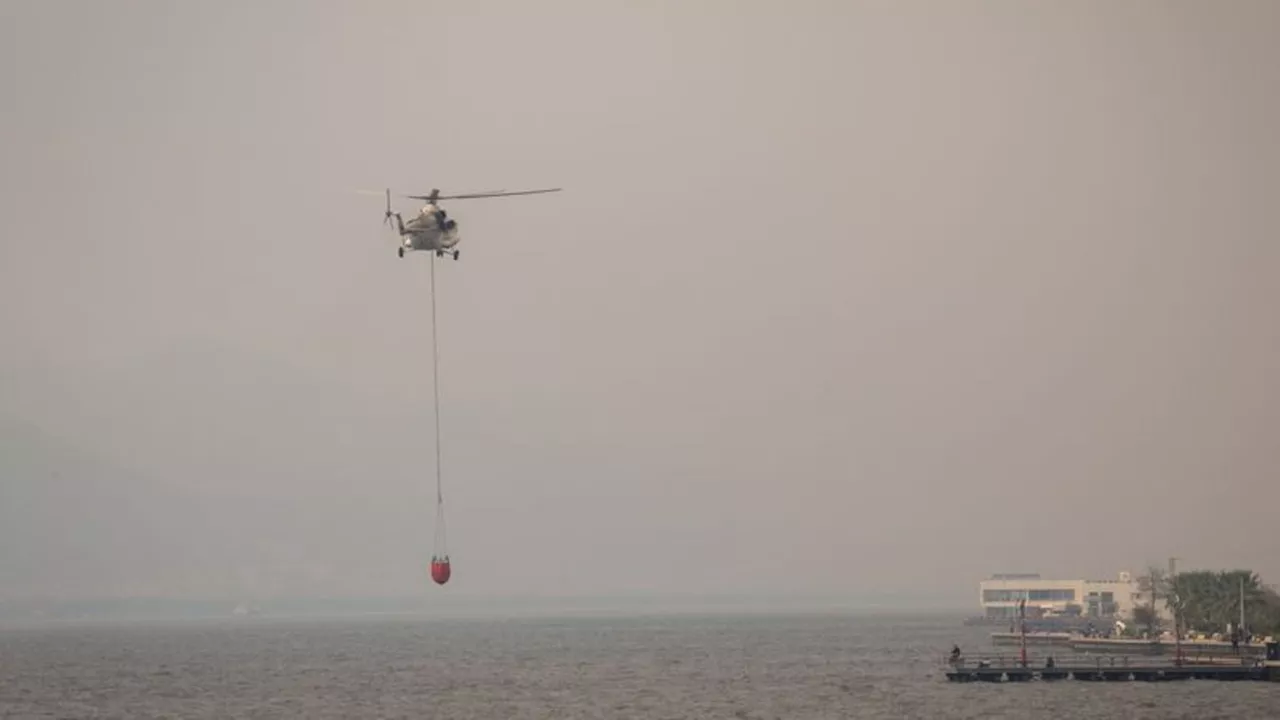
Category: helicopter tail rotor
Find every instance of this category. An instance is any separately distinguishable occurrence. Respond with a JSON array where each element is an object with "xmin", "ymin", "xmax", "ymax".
[{"xmin": 356, "ymin": 188, "xmax": 399, "ymax": 232}]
